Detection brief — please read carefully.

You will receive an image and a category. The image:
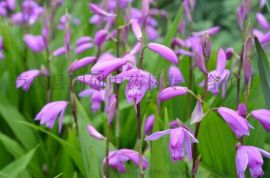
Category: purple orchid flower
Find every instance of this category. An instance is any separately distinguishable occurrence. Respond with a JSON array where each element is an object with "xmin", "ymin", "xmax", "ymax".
[
  {"xmin": 251, "ymin": 109, "xmax": 270, "ymax": 131},
  {"xmin": 144, "ymin": 114, "xmax": 155, "ymax": 135},
  {"xmin": 35, "ymin": 101, "xmax": 68, "ymax": 133},
  {"xmin": 24, "ymin": 34, "xmax": 46, "ymax": 53},
  {"xmin": 12, "ymin": 0, "xmax": 44, "ymax": 25},
  {"xmin": 112, "ymin": 69, "xmax": 157, "ymax": 104},
  {"xmin": 236, "ymin": 145, "xmax": 270, "ymax": 178},
  {"xmin": 91, "ymin": 58, "xmax": 128, "ymax": 80},
  {"xmin": 53, "ymin": 47, "xmax": 67, "ymax": 56},
  {"xmin": 75, "ymin": 36, "xmax": 93, "ymax": 54},
  {"xmin": 94, "ymin": 29, "xmax": 109, "ymax": 47},
  {"xmin": 256, "ymin": 13, "xmax": 270, "ymax": 30},
  {"xmin": 131, "ymin": 19, "xmax": 142, "ymax": 41},
  {"xmin": 225, "ymin": 48, "xmax": 234, "ymax": 60},
  {"xmin": 103, "ymin": 149, "xmax": 148, "ymax": 173},
  {"xmin": 193, "ymin": 26, "xmax": 220, "ymax": 36},
  {"xmin": 76, "ymin": 74, "xmax": 105, "ymax": 90},
  {"xmin": 191, "ymin": 101, "xmax": 203, "ymax": 124},
  {"xmin": 87, "ymin": 124, "xmax": 105, "ymax": 140},
  {"xmin": 147, "ymin": 43, "xmax": 179, "ymax": 64},
  {"xmin": 79, "ymin": 89, "xmax": 105, "ymax": 112},
  {"xmin": 57, "ymin": 14, "xmax": 80, "ymax": 30},
  {"xmin": 200, "ymin": 48, "xmax": 230, "ymax": 97},
  {"xmin": 68, "ymin": 56, "xmax": 96, "ymax": 73},
  {"xmin": 237, "ymin": 0, "xmax": 250, "ymax": 30},
  {"xmin": 145, "ymin": 123, "xmax": 198, "ymax": 161},
  {"xmin": 89, "ymin": 3, "xmax": 116, "ymax": 17},
  {"xmin": 217, "ymin": 107, "xmax": 252, "ymax": 138},
  {"xmin": 168, "ymin": 65, "xmax": 184, "ymax": 86},
  {"xmin": 158, "ymin": 86, "xmax": 188, "ymax": 103},
  {"xmin": 16, "ymin": 69, "xmax": 41, "ymax": 91},
  {"xmin": 106, "ymin": 94, "xmax": 117, "ymax": 125}
]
